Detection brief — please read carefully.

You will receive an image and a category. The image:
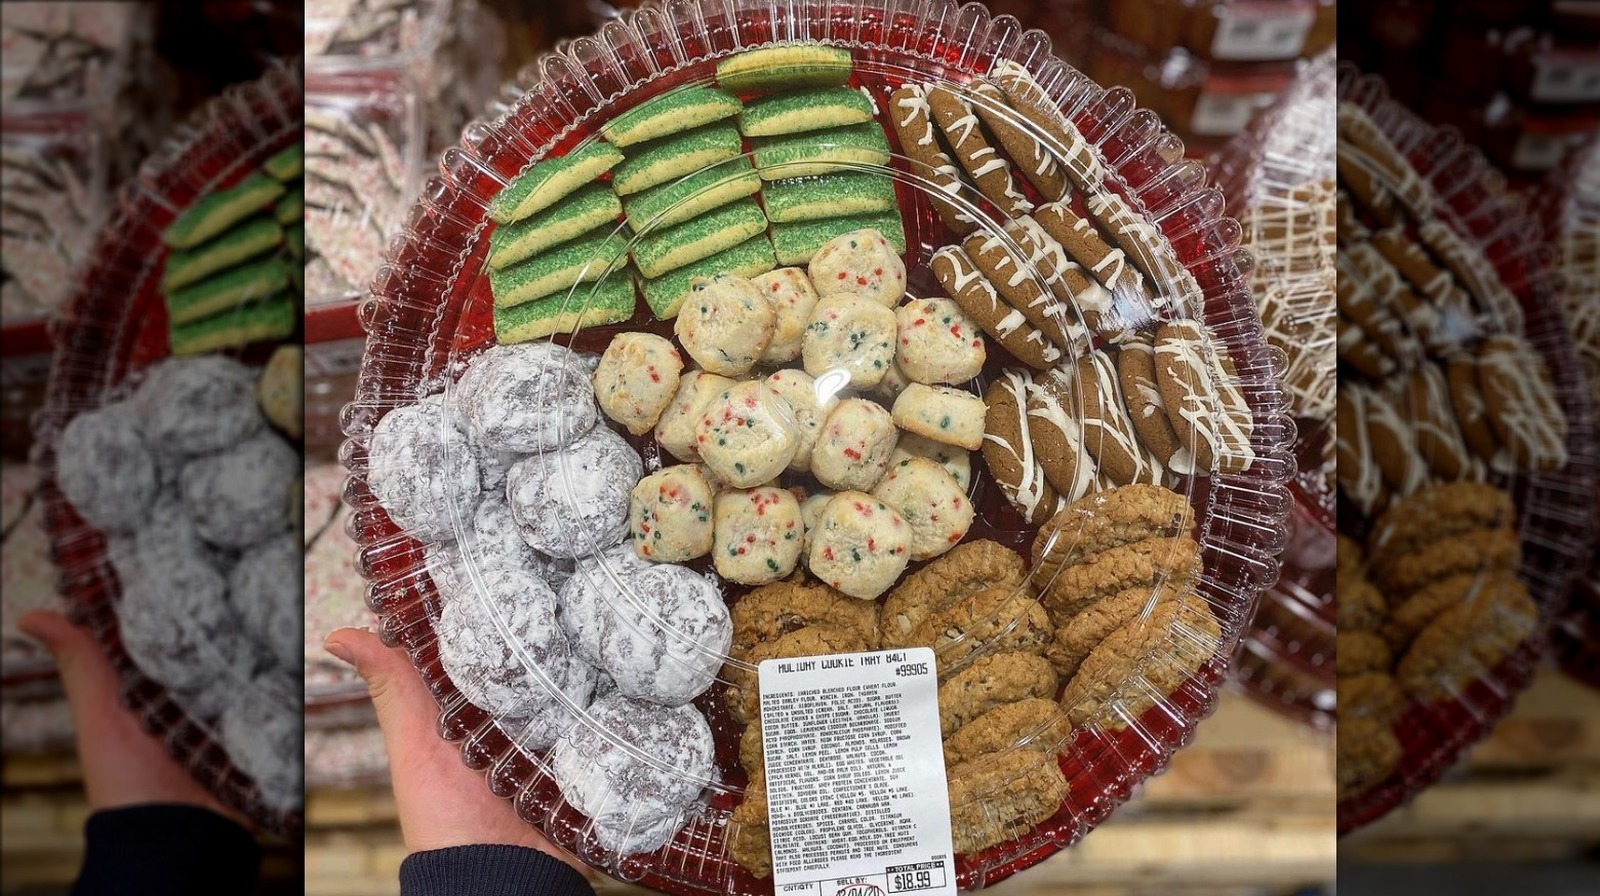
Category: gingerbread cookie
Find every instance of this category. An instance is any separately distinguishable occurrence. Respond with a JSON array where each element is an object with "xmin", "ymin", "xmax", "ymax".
[
  {"xmin": 1075, "ymin": 349, "xmax": 1166, "ymax": 486},
  {"xmin": 1445, "ymin": 352, "xmax": 1510, "ymax": 473},
  {"xmin": 1335, "ymin": 381, "xmax": 1389, "ymax": 518},
  {"xmin": 1060, "ymin": 593, "xmax": 1219, "ymax": 727},
  {"xmin": 1038, "ymin": 535, "xmax": 1203, "ymax": 619},
  {"xmin": 1021, "ymin": 367, "xmax": 1097, "ymax": 502},
  {"xmin": 880, "ymin": 539, "xmax": 1027, "ymax": 648},
  {"xmin": 1154, "ymin": 320, "xmax": 1253, "ymax": 475},
  {"xmin": 966, "ymin": 80, "xmax": 1068, "ymax": 201},
  {"xmin": 1359, "ymin": 383, "xmax": 1429, "ymax": 498},
  {"xmin": 989, "ymin": 61, "xmax": 1103, "ymax": 193},
  {"xmin": 981, "ymin": 370, "xmax": 1063, "ymax": 525},
  {"xmin": 1418, "ymin": 219, "xmax": 1524, "ymax": 334},
  {"xmin": 937, "ymin": 652, "xmax": 1057, "ymax": 736},
  {"xmin": 1003, "ymin": 214, "xmax": 1127, "ymax": 340},
  {"xmin": 932, "ymin": 245, "xmax": 1061, "ymax": 370},
  {"xmin": 729, "ymin": 577, "xmax": 880, "ymax": 657},
  {"xmin": 1477, "ymin": 334, "xmax": 1570, "ymax": 473},
  {"xmin": 1032, "ymin": 201, "xmax": 1144, "ymax": 300},
  {"xmin": 1335, "ymin": 252, "xmax": 1419, "ymax": 372},
  {"xmin": 1338, "ymin": 103, "xmax": 1433, "ymax": 219},
  {"xmin": 1084, "ymin": 190, "xmax": 1200, "ymax": 311},
  {"xmin": 962, "ymin": 230, "xmax": 1086, "ymax": 352},
  {"xmin": 925, "ymin": 84, "xmax": 1032, "ymax": 217},
  {"xmin": 887, "ymin": 83, "xmax": 981, "ymax": 235},
  {"xmin": 1337, "ymin": 311, "xmax": 1398, "ymax": 380},
  {"xmin": 1117, "ymin": 335, "xmax": 1193, "ymax": 474},
  {"xmin": 1030, "ymin": 483, "xmax": 1194, "ymax": 590},
  {"xmin": 1404, "ymin": 362, "xmax": 1476, "ymax": 481}
]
